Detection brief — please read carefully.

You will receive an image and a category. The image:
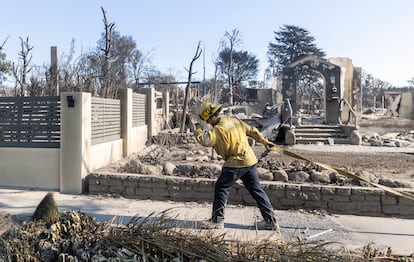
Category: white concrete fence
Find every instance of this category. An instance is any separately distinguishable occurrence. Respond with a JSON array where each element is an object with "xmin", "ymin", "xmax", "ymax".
[{"xmin": 0, "ymin": 88, "xmax": 168, "ymax": 194}]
